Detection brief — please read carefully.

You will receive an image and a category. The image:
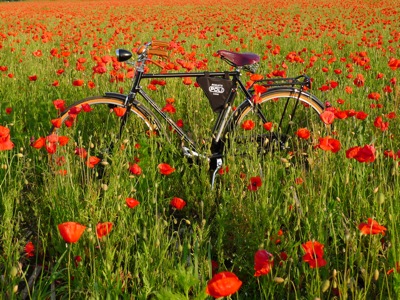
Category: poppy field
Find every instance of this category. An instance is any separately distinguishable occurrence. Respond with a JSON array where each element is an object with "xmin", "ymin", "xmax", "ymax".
[{"xmin": 1, "ymin": 0, "xmax": 400, "ymax": 298}]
